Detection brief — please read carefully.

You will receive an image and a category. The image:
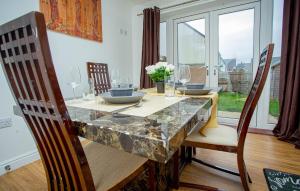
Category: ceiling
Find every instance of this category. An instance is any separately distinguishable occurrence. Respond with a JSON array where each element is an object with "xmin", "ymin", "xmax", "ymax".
[
  {"xmin": 130, "ymin": 0, "xmax": 153, "ymax": 4},
  {"xmin": 130, "ymin": 0, "xmax": 176, "ymax": 5}
]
